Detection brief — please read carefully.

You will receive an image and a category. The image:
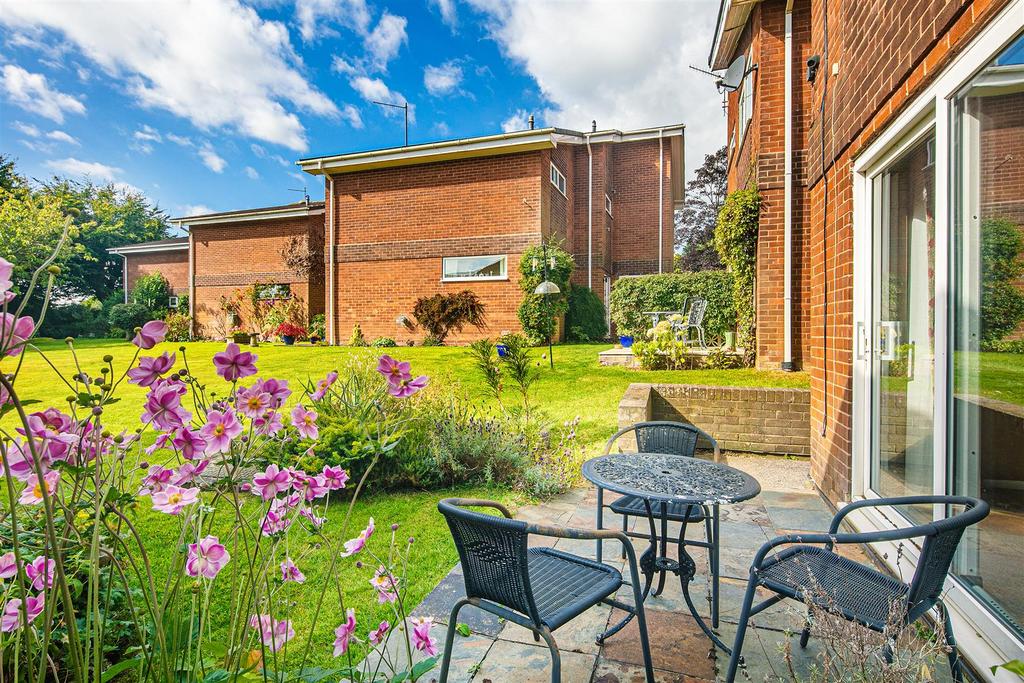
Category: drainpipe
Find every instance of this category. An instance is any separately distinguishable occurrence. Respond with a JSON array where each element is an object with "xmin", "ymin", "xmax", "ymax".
[
  {"xmin": 782, "ymin": 1, "xmax": 795, "ymax": 371},
  {"xmin": 658, "ymin": 128, "xmax": 664, "ymax": 273},
  {"xmin": 586, "ymin": 133, "xmax": 593, "ymax": 290},
  {"xmin": 328, "ymin": 175, "xmax": 336, "ymax": 345},
  {"xmin": 120, "ymin": 255, "xmax": 128, "ymax": 304},
  {"xmin": 187, "ymin": 232, "xmax": 195, "ymax": 340}
]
